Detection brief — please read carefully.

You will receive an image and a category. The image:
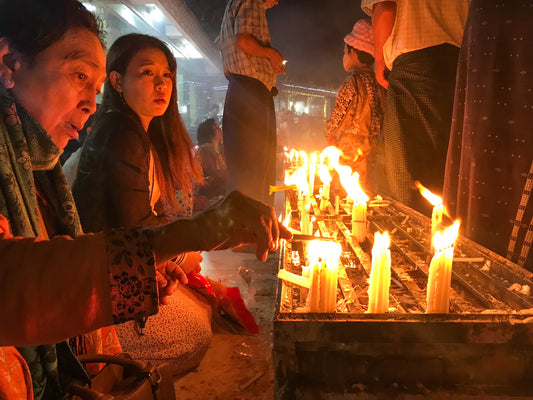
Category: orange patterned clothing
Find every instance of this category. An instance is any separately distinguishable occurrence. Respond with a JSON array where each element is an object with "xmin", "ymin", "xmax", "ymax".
[
  {"xmin": 82, "ymin": 326, "xmax": 123, "ymax": 376},
  {"xmin": 325, "ymin": 71, "xmax": 385, "ymax": 192},
  {"xmin": 0, "ymin": 347, "xmax": 32, "ymax": 400}
]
